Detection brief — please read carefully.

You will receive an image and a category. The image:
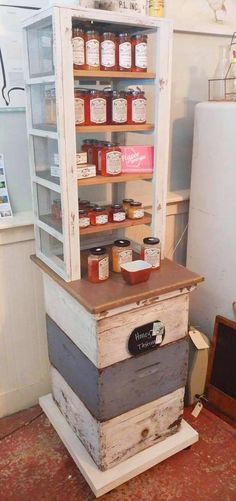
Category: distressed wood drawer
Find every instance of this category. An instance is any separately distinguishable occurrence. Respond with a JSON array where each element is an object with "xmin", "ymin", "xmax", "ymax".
[
  {"xmin": 47, "ymin": 316, "xmax": 188, "ymax": 421},
  {"xmin": 52, "ymin": 367, "xmax": 185, "ymax": 471}
]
